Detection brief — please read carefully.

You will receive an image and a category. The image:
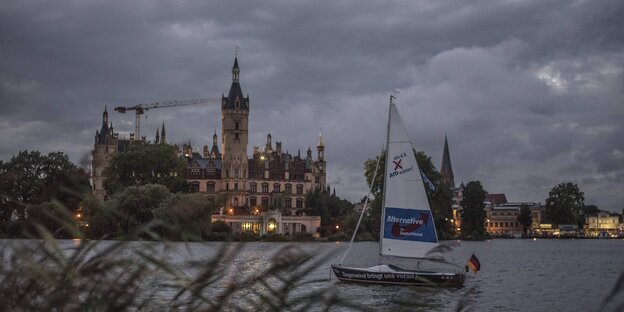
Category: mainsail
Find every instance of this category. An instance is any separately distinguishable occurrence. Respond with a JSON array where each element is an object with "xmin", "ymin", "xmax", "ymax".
[{"xmin": 379, "ymin": 101, "xmax": 439, "ymax": 258}]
